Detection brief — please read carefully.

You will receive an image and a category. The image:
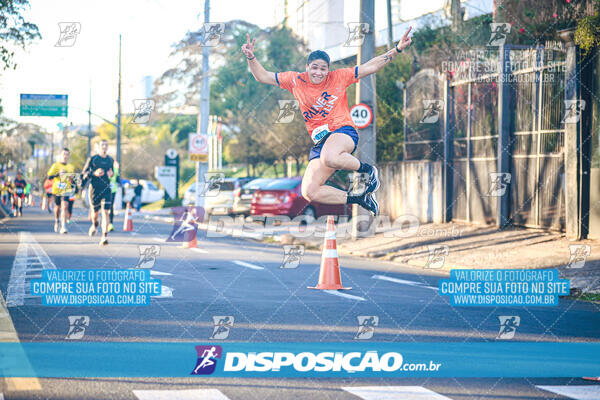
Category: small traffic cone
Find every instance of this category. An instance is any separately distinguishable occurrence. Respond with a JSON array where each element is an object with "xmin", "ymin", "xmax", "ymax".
[
  {"xmin": 41, "ymin": 196, "xmax": 47, "ymax": 210},
  {"xmin": 308, "ymin": 215, "xmax": 351, "ymax": 290},
  {"xmin": 123, "ymin": 203, "xmax": 134, "ymax": 232},
  {"xmin": 31, "ymin": 195, "xmax": 35, "ymax": 207},
  {"xmin": 180, "ymin": 231, "xmax": 198, "ymax": 248}
]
